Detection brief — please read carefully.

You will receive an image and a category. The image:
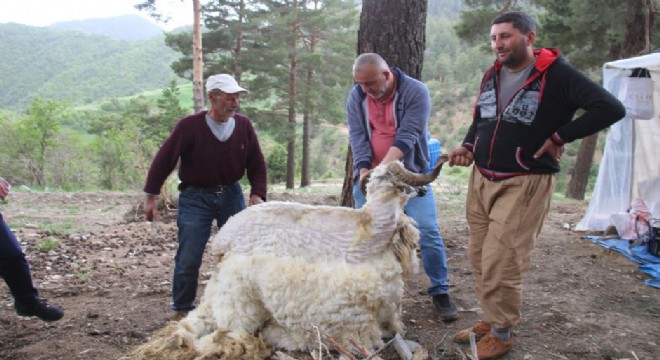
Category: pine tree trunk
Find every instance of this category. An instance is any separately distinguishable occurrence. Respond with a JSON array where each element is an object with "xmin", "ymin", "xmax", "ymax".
[
  {"xmin": 300, "ymin": 74, "xmax": 311, "ymax": 188},
  {"xmin": 192, "ymin": 0, "xmax": 204, "ymax": 112},
  {"xmin": 300, "ymin": 4, "xmax": 319, "ymax": 188},
  {"xmin": 340, "ymin": 146, "xmax": 354, "ymax": 207},
  {"xmin": 233, "ymin": 0, "xmax": 245, "ymax": 82},
  {"xmin": 286, "ymin": 56, "xmax": 297, "ymax": 189},
  {"xmin": 356, "ymin": 0, "xmax": 427, "ymax": 78},
  {"xmin": 285, "ymin": 14, "xmax": 299, "ymax": 190},
  {"xmin": 565, "ymin": 134, "xmax": 597, "ymax": 199},
  {"xmin": 340, "ymin": 0, "xmax": 428, "ymax": 206}
]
